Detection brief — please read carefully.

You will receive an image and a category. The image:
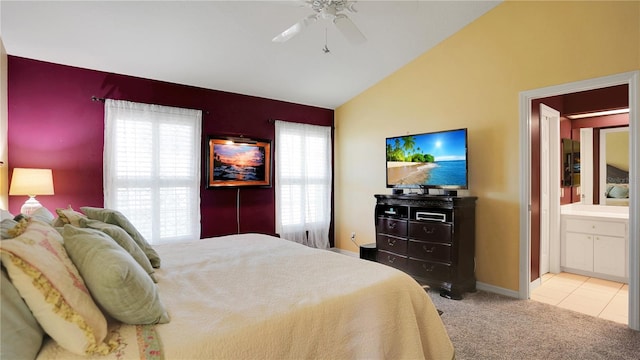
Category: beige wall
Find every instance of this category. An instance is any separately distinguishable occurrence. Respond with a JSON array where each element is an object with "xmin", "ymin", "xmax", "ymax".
[
  {"xmin": 1, "ymin": 37, "xmax": 8, "ymax": 210},
  {"xmin": 606, "ymin": 130, "xmax": 630, "ymax": 171},
  {"xmin": 334, "ymin": 1, "xmax": 640, "ymax": 291}
]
